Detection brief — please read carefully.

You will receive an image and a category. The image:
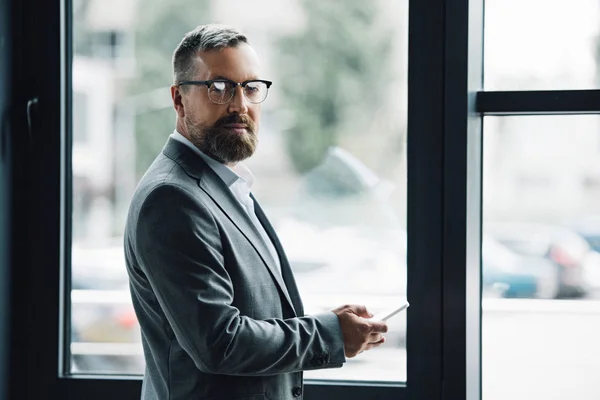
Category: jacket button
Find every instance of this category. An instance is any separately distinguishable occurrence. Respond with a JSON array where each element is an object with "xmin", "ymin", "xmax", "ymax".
[{"xmin": 292, "ymin": 386, "xmax": 302, "ymax": 397}]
